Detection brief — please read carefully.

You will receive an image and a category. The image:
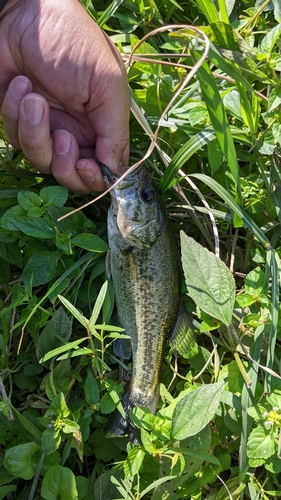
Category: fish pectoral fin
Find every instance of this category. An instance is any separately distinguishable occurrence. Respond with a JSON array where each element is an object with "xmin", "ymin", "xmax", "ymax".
[
  {"xmin": 105, "ymin": 250, "xmax": 111, "ymax": 279},
  {"xmin": 113, "ymin": 337, "xmax": 132, "ymax": 359},
  {"xmin": 169, "ymin": 304, "xmax": 198, "ymax": 359}
]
